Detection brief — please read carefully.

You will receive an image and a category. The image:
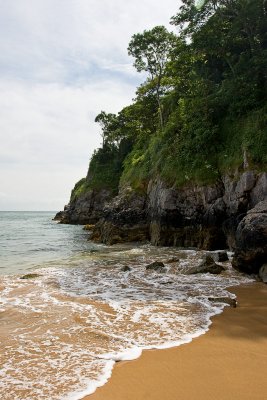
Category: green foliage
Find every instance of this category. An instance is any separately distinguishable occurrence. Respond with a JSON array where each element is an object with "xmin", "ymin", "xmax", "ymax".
[
  {"xmin": 87, "ymin": 142, "xmax": 130, "ymax": 192},
  {"xmin": 128, "ymin": 25, "xmax": 177, "ymax": 78},
  {"xmin": 73, "ymin": 0, "xmax": 267, "ymax": 201},
  {"xmin": 94, "ymin": 111, "xmax": 118, "ymax": 146},
  {"xmin": 128, "ymin": 26, "xmax": 178, "ymax": 130},
  {"xmin": 218, "ymin": 105, "xmax": 267, "ymax": 171},
  {"xmin": 70, "ymin": 178, "xmax": 88, "ymax": 201}
]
